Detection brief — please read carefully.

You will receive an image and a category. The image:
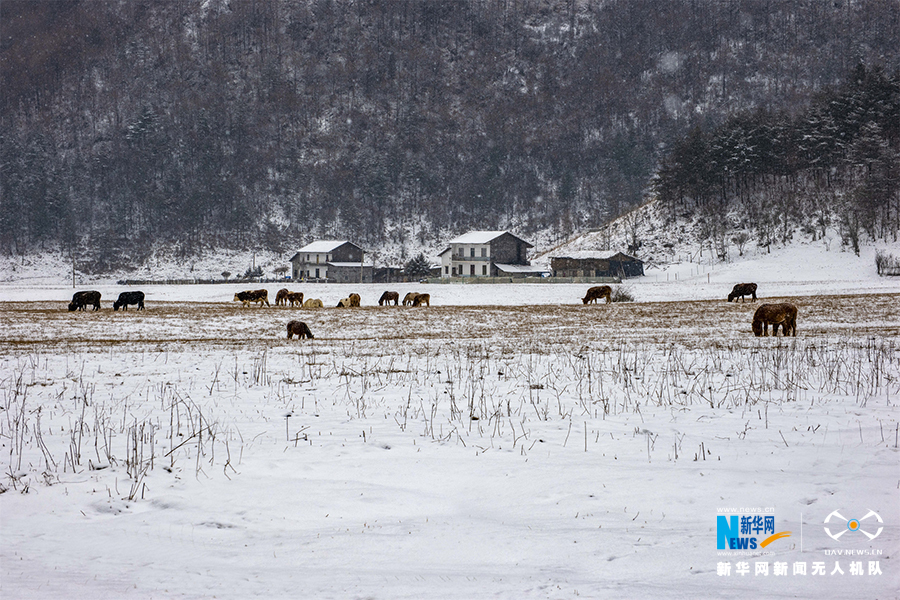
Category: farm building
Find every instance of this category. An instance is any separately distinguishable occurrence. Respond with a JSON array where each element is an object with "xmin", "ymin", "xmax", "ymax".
[
  {"xmin": 439, "ymin": 231, "xmax": 538, "ymax": 278},
  {"xmin": 289, "ymin": 240, "xmax": 373, "ymax": 283},
  {"xmin": 549, "ymin": 252, "xmax": 644, "ymax": 278}
]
